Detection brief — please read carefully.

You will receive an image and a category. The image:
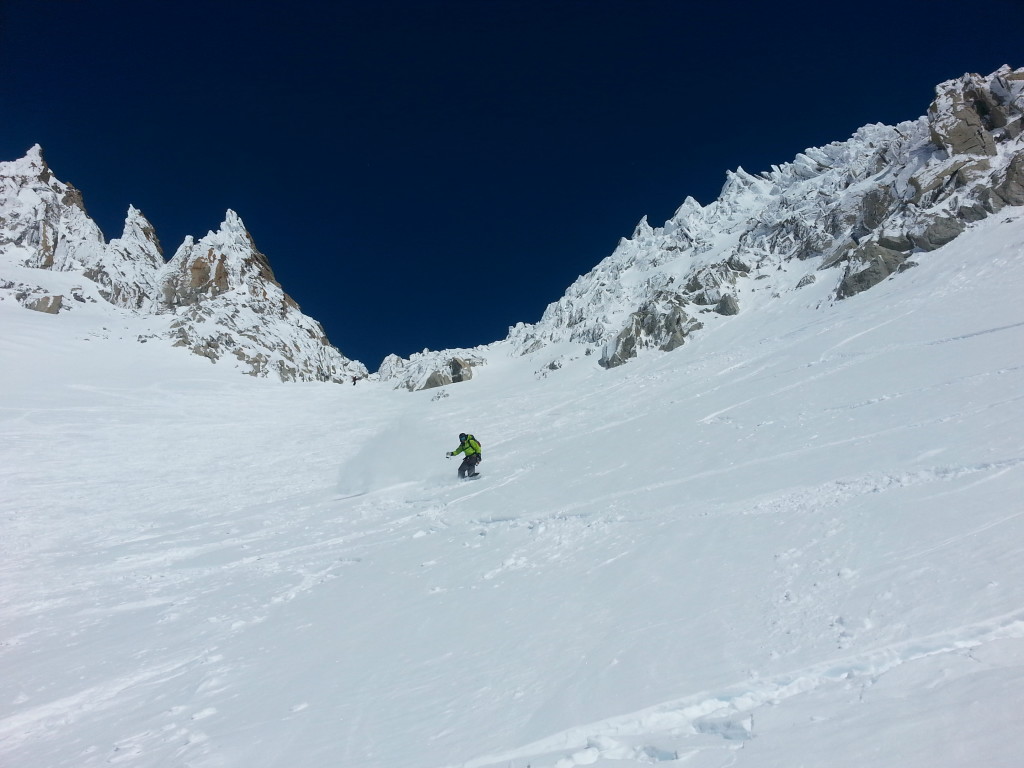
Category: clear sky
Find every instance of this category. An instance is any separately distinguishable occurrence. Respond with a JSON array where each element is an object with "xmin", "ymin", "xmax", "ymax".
[{"xmin": 2, "ymin": 0, "xmax": 1022, "ymax": 369}]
